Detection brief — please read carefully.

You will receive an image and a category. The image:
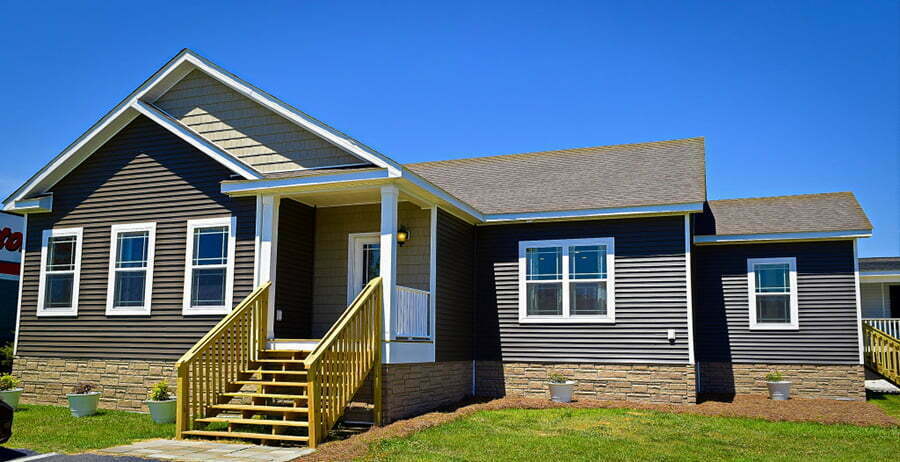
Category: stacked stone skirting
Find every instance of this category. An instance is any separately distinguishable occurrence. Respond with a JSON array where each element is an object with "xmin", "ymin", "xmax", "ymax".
[
  {"xmin": 697, "ymin": 362, "xmax": 866, "ymax": 400},
  {"xmin": 476, "ymin": 361, "xmax": 697, "ymax": 404},
  {"xmin": 381, "ymin": 361, "xmax": 472, "ymax": 423},
  {"xmin": 13, "ymin": 356, "xmax": 176, "ymax": 411}
]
